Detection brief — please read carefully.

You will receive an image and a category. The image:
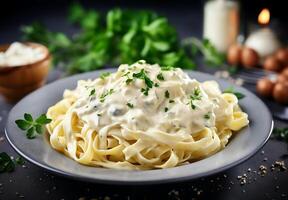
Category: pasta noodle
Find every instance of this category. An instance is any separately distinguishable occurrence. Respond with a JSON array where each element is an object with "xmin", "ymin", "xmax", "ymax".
[{"xmin": 46, "ymin": 61, "xmax": 249, "ymax": 170}]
